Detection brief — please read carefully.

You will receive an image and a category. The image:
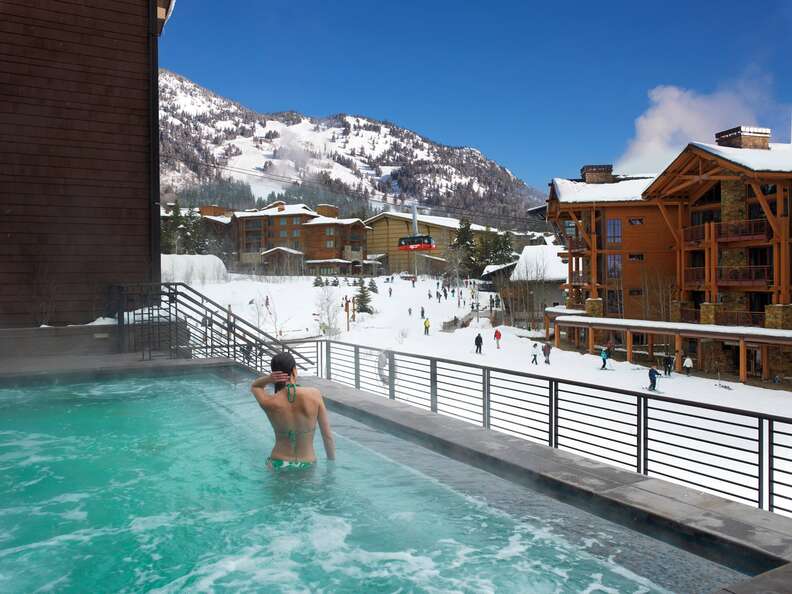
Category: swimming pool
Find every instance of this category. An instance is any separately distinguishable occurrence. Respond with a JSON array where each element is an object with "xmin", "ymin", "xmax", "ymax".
[{"xmin": 0, "ymin": 371, "xmax": 747, "ymax": 593}]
